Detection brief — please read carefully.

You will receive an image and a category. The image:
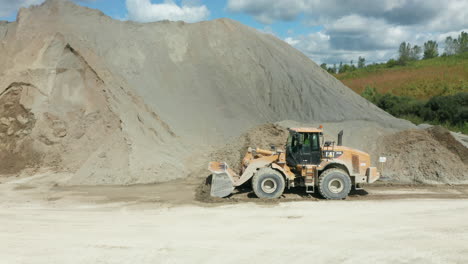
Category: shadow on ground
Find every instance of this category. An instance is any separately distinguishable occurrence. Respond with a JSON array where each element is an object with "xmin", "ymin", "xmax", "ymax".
[{"xmin": 196, "ymin": 175, "xmax": 370, "ymax": 204}]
